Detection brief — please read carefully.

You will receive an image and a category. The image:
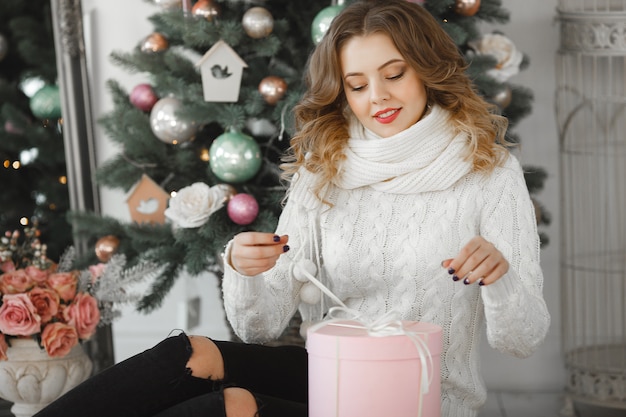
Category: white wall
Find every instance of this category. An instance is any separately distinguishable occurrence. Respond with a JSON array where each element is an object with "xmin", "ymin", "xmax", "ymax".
[
  {"xmin": 81, "ymin": 0, "xmax": 564, "ymax": 392},
  {"xmin": 479, "ymin": 0, "xmax": 564, "ymax": 391}
]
